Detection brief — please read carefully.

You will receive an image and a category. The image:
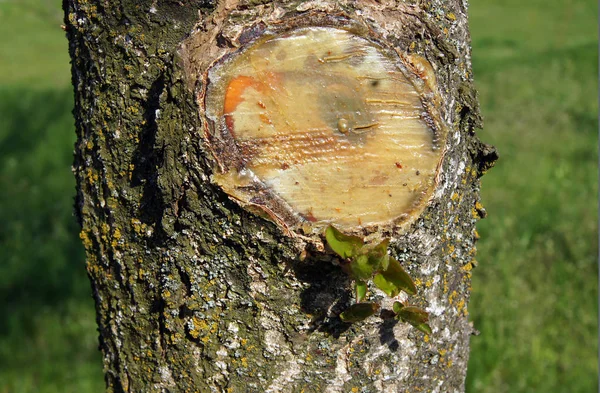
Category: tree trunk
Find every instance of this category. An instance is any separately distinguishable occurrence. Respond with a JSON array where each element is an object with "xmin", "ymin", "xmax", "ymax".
[{"xmin": 64, "ymin": 0, "xmax": 496, "ymax": 392}]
